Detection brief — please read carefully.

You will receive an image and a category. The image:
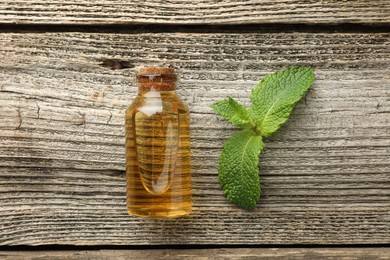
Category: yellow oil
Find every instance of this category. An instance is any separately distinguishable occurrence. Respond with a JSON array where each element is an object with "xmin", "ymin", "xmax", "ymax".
[{"xmin": 125, "ymin": 90, "xmax": 192, "ymax": 218}]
